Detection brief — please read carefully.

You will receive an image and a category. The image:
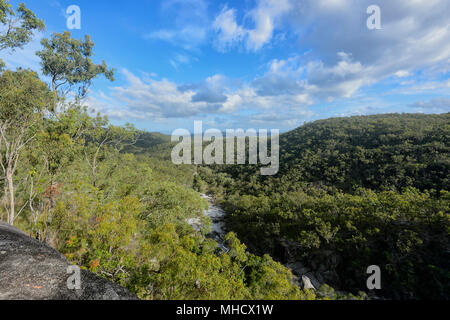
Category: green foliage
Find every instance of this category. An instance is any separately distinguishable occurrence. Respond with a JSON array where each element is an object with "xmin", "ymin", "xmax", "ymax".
[
  {"xmin": 0, "ymin": 69, "xmax": 52, "ymax": 224},
  {"xmin": 140, "ymin": 181, "xmax": 210, "ymax": 235},
  {"xmin": 2, "ymin": 99, "xmax": 308, "ymax": 299},
  {"xmin": 0, "ymin": 0, "xmax": 45, "ymax": 52},
  {"xmin": 213, "ymin": 181, "xmax": 450, "ymax": 299},
  {"xmin": 196, "ymin": 113, "xmax": 450, "ymax": 300},
  {"xmin": 204, "ymin": 113, "xmax": 449, "ymax": 197},
  {"xmin": 277, "ymin": 113, "xmax": 449, "ymax": 193},
  {"xmin": 0, "ymin": 21, "xmax": 309, "ymax": 300},
  {"xmin": 36, "ymin": 31, "xmax": 114, "ymax": 103},
  {"xmin": 0, "ymin": 69, "xmax": 51, "ymax": 121}
]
